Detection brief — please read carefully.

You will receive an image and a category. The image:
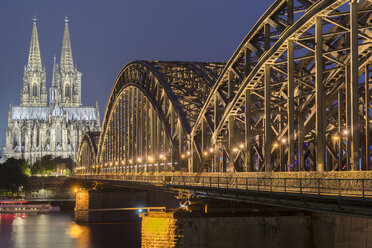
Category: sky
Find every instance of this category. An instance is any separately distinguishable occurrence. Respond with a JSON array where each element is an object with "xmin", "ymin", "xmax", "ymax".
[{"xmin": 0, "ymin": 0, "xmax": 271, "ymax": 146}]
